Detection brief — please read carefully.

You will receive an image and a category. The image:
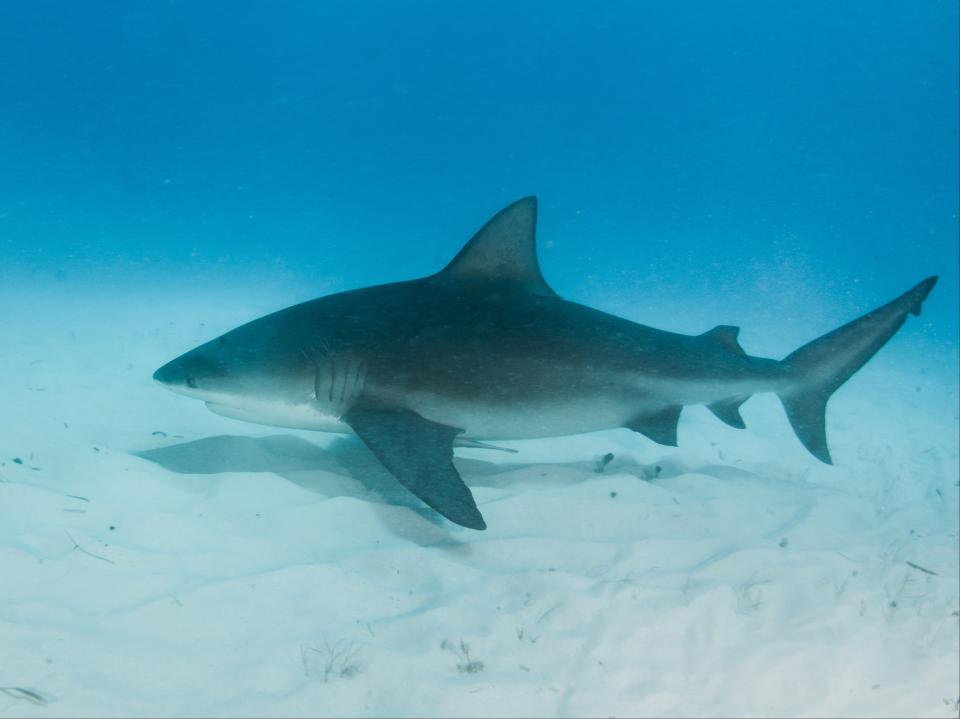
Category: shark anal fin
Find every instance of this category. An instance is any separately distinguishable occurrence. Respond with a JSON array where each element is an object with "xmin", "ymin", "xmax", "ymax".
[
  {"xmin": 625, "ymin": 405, "xmax": 683, "ymax": 446},
  {"xmin": 343, "ymin": 405, "xmax": 486, "ymax": 530},
  {"xmin": 702, "ymin": 325, "xmax": 746, "ymax": 356},
  {"xmin": 707, "ymin": 396, "xmax": 749, "ymax": 429}
]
